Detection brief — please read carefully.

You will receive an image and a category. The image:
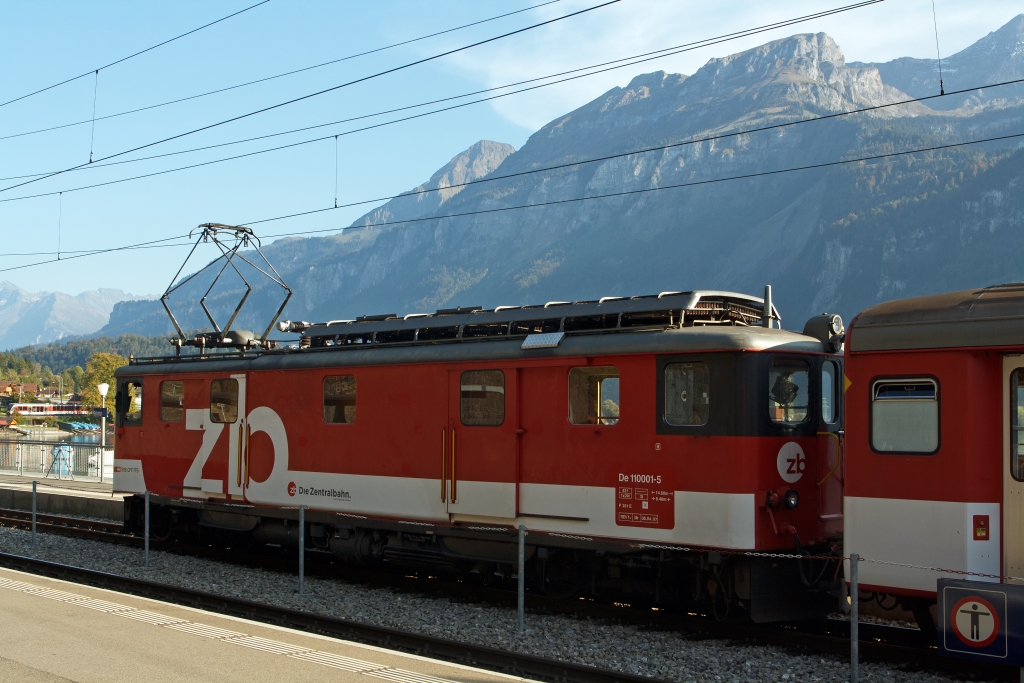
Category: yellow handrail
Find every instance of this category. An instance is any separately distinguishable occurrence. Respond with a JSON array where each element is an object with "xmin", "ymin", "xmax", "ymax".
[{"xmin": 816, "ymin": 431, "xmax": 842, "ymax": 486}]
